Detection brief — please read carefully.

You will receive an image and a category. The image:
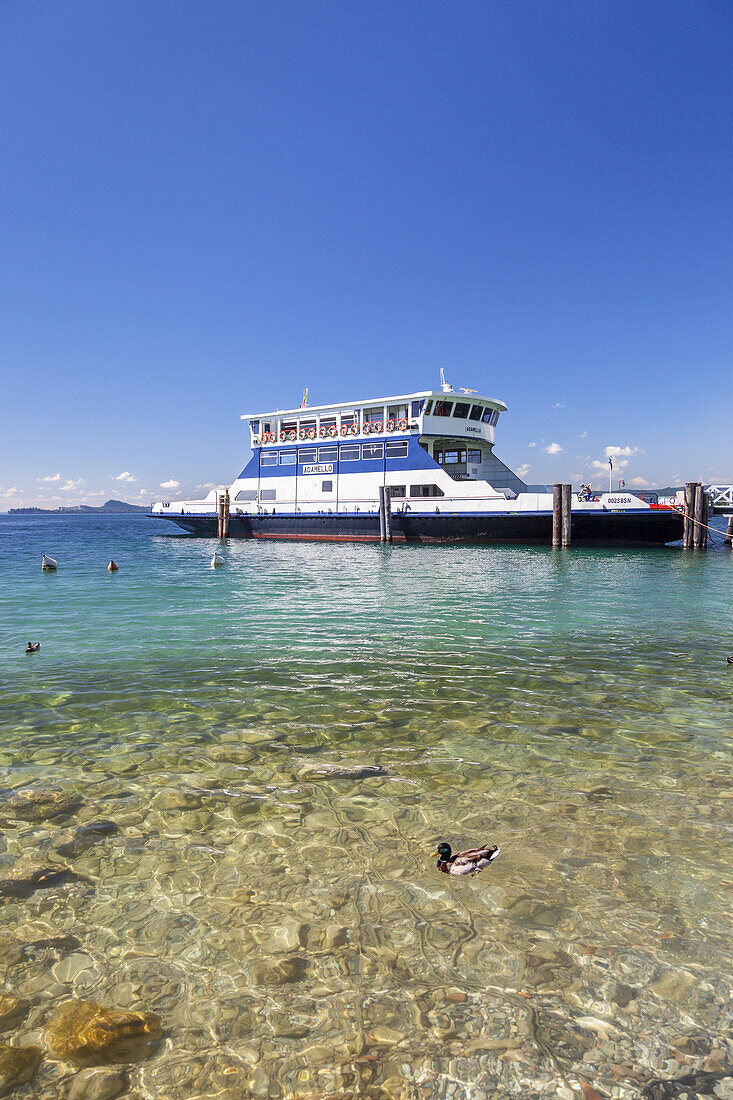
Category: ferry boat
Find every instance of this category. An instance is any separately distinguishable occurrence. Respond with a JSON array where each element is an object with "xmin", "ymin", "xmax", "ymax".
[{"xmin": 150, "ymin": 376, "xmax": 683, "ymax": 545}]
